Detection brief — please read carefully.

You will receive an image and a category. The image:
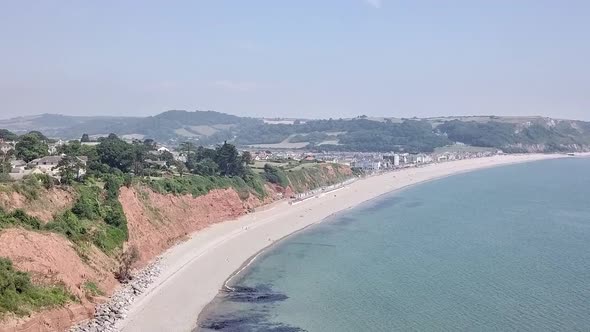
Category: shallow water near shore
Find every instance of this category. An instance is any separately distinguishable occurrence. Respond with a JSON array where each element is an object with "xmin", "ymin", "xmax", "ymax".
[{"xmin": 197, "ymin": 158, "xmax": 590, "ymax": 331}]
